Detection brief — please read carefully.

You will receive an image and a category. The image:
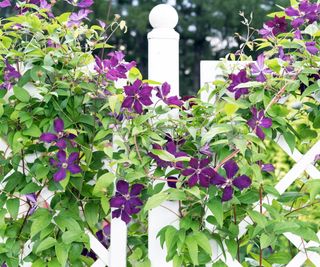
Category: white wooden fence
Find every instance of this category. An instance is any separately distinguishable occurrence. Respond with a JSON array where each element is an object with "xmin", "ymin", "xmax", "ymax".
[{"xmin": 0, "ymin": 3, "xmax": 319, "ymax": 267}]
